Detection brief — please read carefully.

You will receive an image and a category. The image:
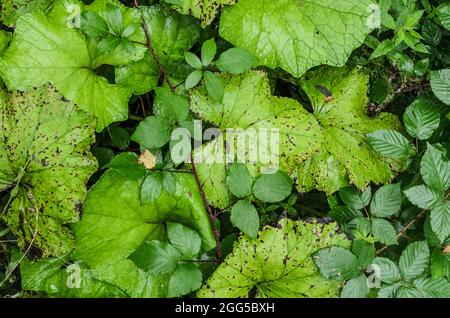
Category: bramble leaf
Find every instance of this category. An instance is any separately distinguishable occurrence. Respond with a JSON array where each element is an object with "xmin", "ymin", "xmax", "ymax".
[{"xmin": 73, "ymin": 169, "xmax": 215, "ymax": 267}]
